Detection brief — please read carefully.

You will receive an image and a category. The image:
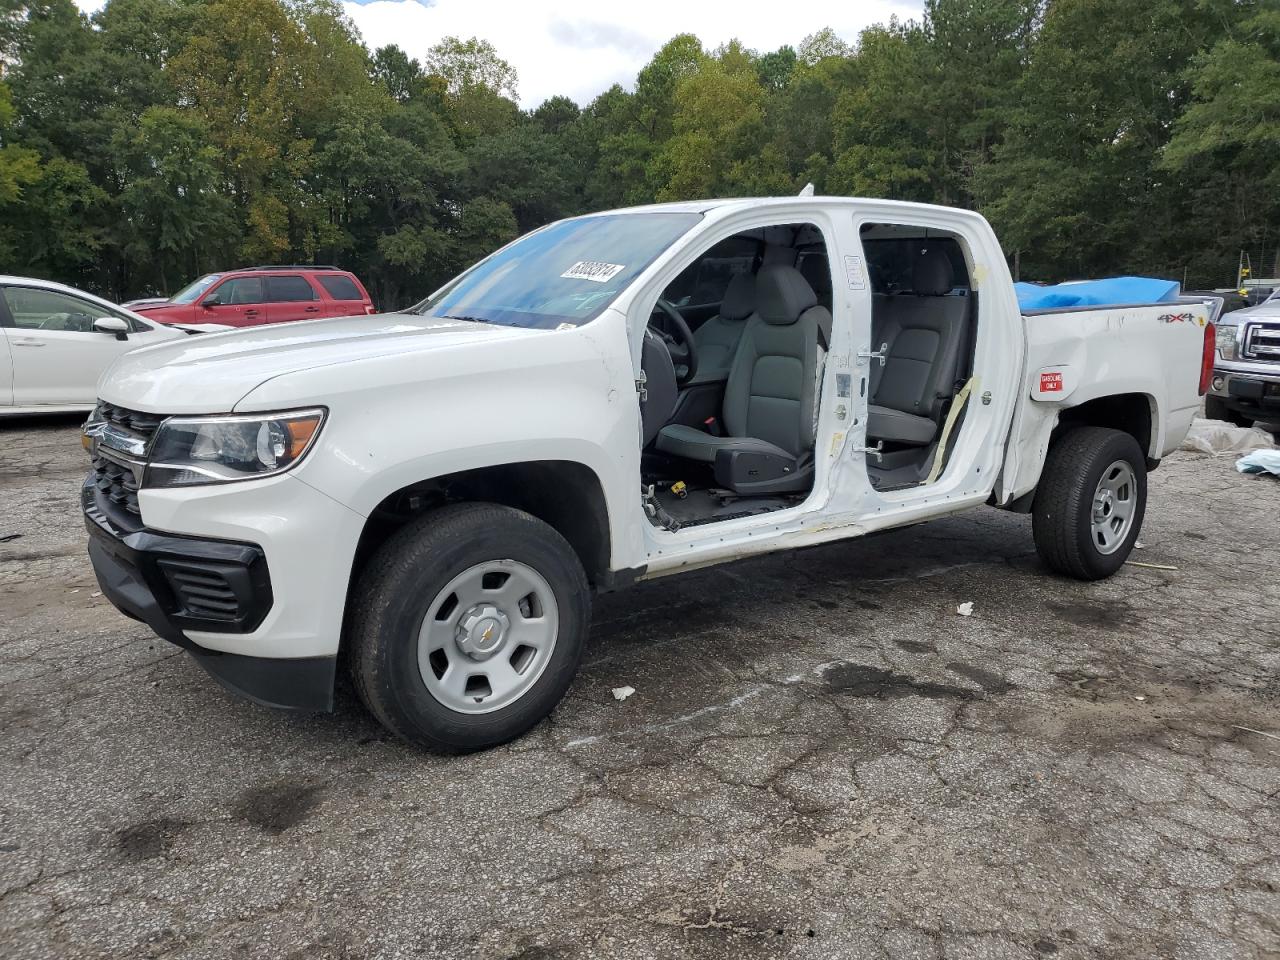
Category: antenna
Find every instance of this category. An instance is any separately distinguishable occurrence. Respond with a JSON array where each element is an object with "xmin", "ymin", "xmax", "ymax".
[{"xmin": 798, "ymin": 183, "xmax": 815, "ymax": 197}]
